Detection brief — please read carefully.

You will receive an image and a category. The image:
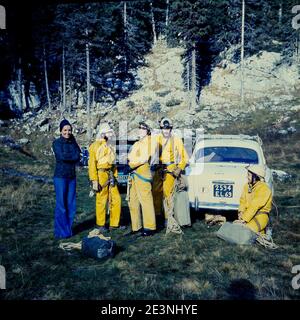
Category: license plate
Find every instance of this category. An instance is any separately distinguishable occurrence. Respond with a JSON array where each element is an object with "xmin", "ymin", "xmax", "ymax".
[
  {"xmin": 117, "ymin": 175, "xmax": 128, "ymax": 183},
  {"xmin": 213, "ymin": 184, "xmax": 233, "ymax": 198}
]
